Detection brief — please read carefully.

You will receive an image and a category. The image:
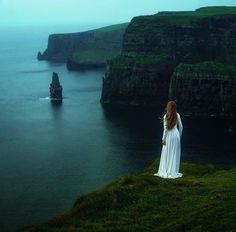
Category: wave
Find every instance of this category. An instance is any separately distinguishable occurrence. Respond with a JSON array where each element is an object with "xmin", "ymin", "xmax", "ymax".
[
  {"xmin": 20, "ymin": 69, "xmax": 51, "ymax": 74},
  {"xmin": 39, "ymin": 97, "xmax": 50, "ymax": 100},
  {"xmin": 39, "ymin": 97, "xmax": 67, "ymax": 100}
]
